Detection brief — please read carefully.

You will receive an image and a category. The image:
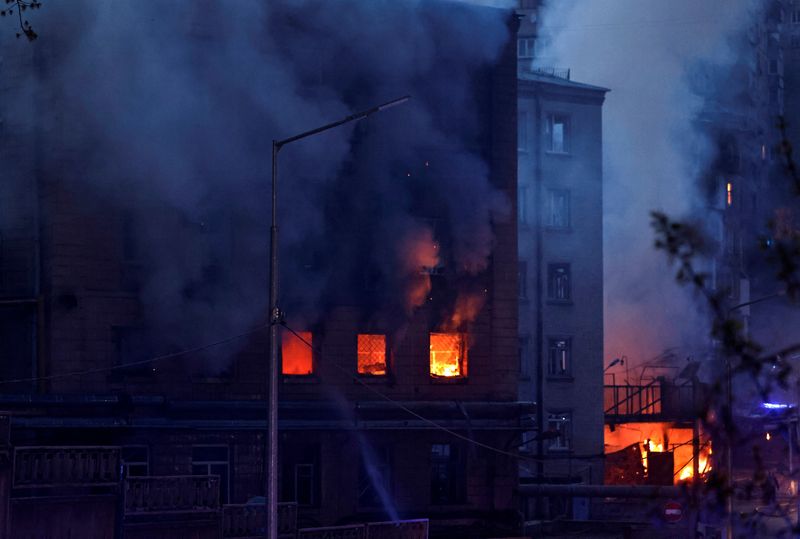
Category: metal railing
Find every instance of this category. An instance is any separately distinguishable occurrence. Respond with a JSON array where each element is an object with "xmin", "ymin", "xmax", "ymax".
[
  {"xmin": 124, "ymin": 475, "xmax": 220, "ymax": 514},
  {"xmin": 13, "ymin": 446, "xmax": 120, "ymax": 488},
  {"xmin": 296, "ymin": 519, "xmax": 429, "ymax": 539},
  {"xmin": 605, "ymin": 382, "xmax": 696, "ymax": 421},
  {"xmin": 222, "ymin": 502, "xmax": 297, "ymax": 539}
]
